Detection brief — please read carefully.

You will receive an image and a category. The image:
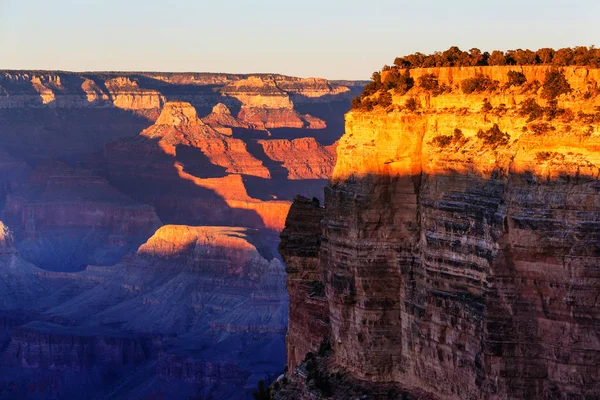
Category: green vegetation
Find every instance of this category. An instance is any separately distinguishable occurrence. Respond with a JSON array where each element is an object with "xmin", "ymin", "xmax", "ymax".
[
  {"xmin": 393, "ymin": 46, "xmax": 600, "ymax": 69},
  {"xmin": 520, "ymin": 98, "xmax": 545, "ymax": 121},
  {"xmin": 383, "ymin": 68, "xmax": 414, "ymax": 93},
  {"xmin": 530, "ymin": 123, "xmax": 555, "ymax": 135},
  {"xmin": 578, "ymin": 108, "xmax": 600, "ymax": 124},
  {"xmin": 536, "ymin": 151, "xmax": 554, "ymax": 162},
  {"xmin": 541, "ymin": 70, "xmax": 572, "ymax": 99},
  {"xmin": 482, "ymin": 99, "xmax": 493, "ymax": 112},
  {"xmin": 507, "ymin": 71, "xmax": 527, "ymax": 86},
  {"xmin": 431, "ymin": 128, "xmax": 464, "ymax": 148},
  {"xmin": 404, "ymin": 97, "xmax": 420, "ymax": 111},
  {"xmin": 352, "ymin": 46, "xmax": 595, "ymax": 111},
  {"xmin": 476, "ymin": 124, "xmax": 510, "ymax": 147},
  {"xmin": 461, "ymin": 75, "xmax": 498, "ymax": 94},
  {"xmin": 418, "ymin": 73, "xmax": 439, "ymax": 90}
]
